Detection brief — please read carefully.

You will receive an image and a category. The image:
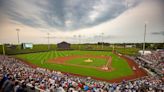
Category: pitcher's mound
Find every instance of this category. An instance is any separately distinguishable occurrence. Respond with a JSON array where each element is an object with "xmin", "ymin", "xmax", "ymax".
[
  {"xmin": 101, "ymin": 66, "xmax": 108, "ymax": 70},
  {"xmin": 84, "ymin": 58, "xmax": 93, "ymax": 62}
]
